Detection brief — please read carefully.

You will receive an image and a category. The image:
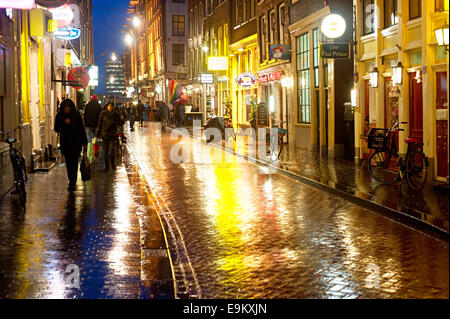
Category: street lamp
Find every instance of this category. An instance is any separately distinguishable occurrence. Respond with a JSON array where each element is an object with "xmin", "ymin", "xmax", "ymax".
[
  {"xmin": 392, "ymin": 62, "xmax": 403, "ymax": 85},
  {"xmin": 369, "ymin": 67, "xmax": 379, "ymax": 88},
  {"xmin": 435, "ymin": 22, "xmax": 449, "ymax": 51},
  {"xmin": 133, "ymin": 16, "xmax": 140, "ymax": 28},
  {"xmin": 125, "ymin": 34, "xmax": 132, "ymax": 45}
]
